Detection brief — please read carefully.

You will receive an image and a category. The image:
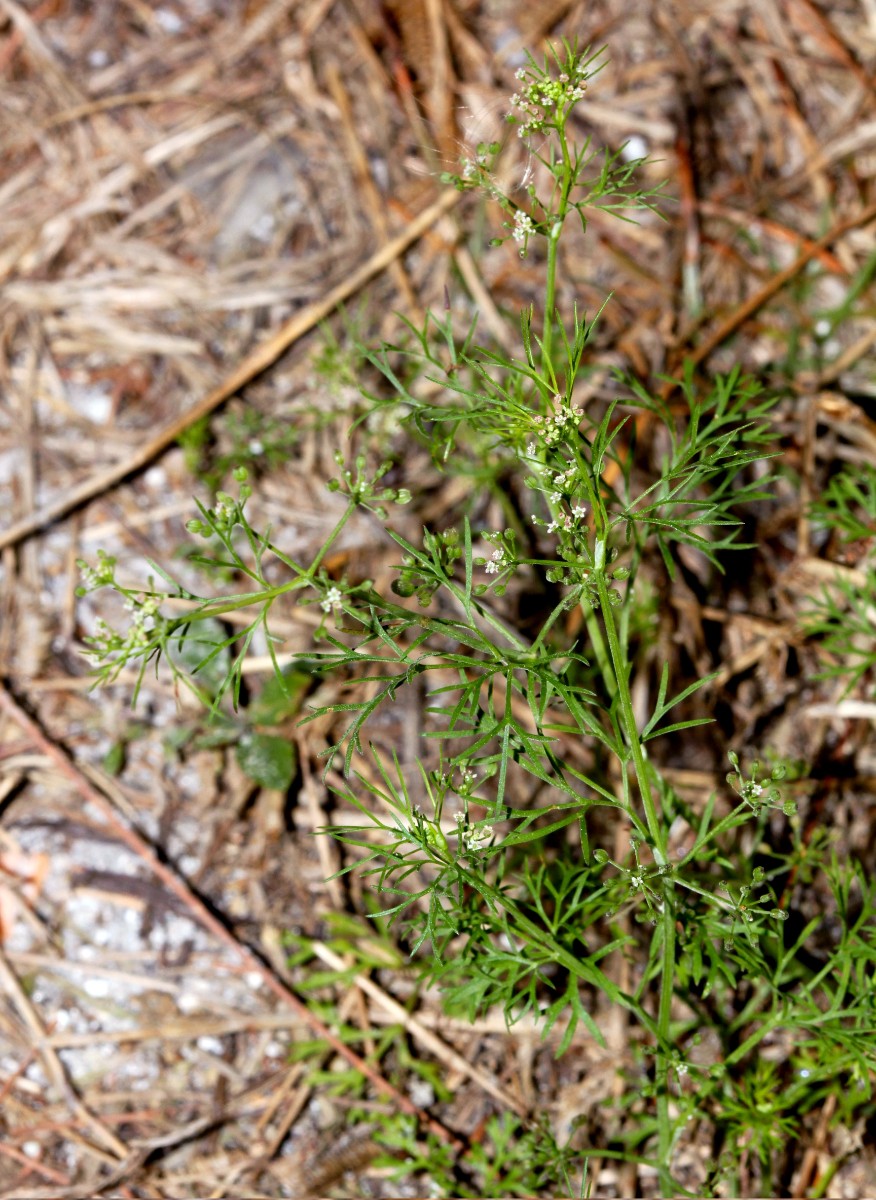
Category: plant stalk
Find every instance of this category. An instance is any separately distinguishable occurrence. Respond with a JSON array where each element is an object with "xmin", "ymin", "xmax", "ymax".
[{"xmin": 594, "ymin": 561, "xmax": 677, "ymax": 1196}]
